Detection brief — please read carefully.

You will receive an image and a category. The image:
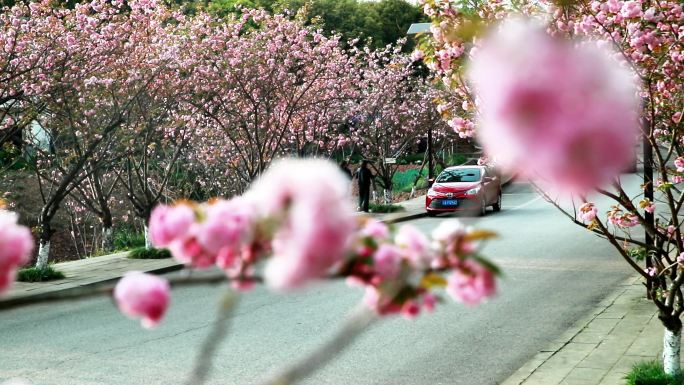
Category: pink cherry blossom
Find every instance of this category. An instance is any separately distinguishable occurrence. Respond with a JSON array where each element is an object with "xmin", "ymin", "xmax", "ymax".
[
  {"xmin": 196, "ymin": 198, "xmax": 255, "ymax": 255},
  {"xmin": 255, "ymin": 158, "xmax": 356, "ymax": 290},
  {"xmin": 674, "ymin": 157, "xmax": 684, "ymax": 172},
  {"xmin": 149, "ymin": 204, "xmax": 196, "ymax": 247},
  {"xmin": 0, "ymin": 210, "xmax": 34, "ymax": 295},
  {"xmin": 468, "ymin": 19, "xmax": 640, "ymax": 193},
  {"xmin": 446, "ymin": 260, "xmax": 496, "ymax": 306},
  {"xmin": 361, "ymin": 219, "xmax": 390, "ymax": 241},
  {"xmin": 411, "ymin": 49, "xmax": 425, "ymax": 61},
  {"xmin": 401, "ymin": 300, "xmax": 421, "ymax": 319},
  {"xmin": 620, "ymin": 1, "xmax": 643, "ymax": 19},
  {"xmin": 373, "ymin": 244, "xmax": 402, "ymax": 279},
  {"xmin": 644, "ymin": 202, "xmax": 655, "ymax": 214},
  {"xmin": 578, "ymin": 202, "xmax": 598, "ymax": 222},
  {"xmin": 394, "ymin": 224, "xmax": 431, "ymax": 268},
  {"xmin": 114, "ymin": 271, "xmax": 170, "ymax": 329},
  {"xmin": 422, "ymin": 293, "xmax": 437, "ymax": 312}
]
